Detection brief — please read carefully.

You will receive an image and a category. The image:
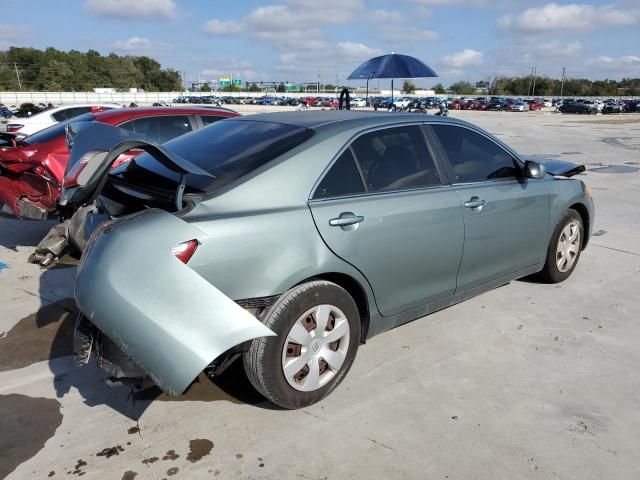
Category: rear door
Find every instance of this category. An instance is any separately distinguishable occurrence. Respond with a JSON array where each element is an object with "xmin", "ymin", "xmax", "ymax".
[
  {"xmin": 309, "ymin": 125, "xmax": 464, "ymax": 317},
  {"xmin": 426, "ymin": 123, "xmax": 549, "ymax": 292}
]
